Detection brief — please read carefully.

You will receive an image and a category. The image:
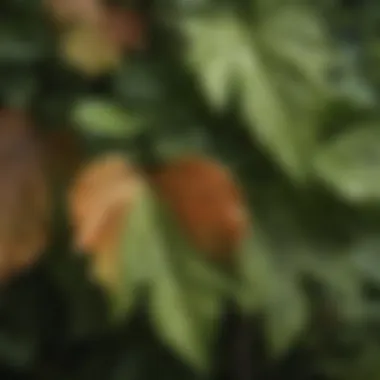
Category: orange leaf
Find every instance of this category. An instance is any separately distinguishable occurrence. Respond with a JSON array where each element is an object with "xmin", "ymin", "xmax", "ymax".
[
  {"xmin": 68, "ymin": 154, "xmax": 144, "ymax": 286},
  {"xmin": 152, "ymin": 156, "xmax": 250, "ymax": 262}
]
